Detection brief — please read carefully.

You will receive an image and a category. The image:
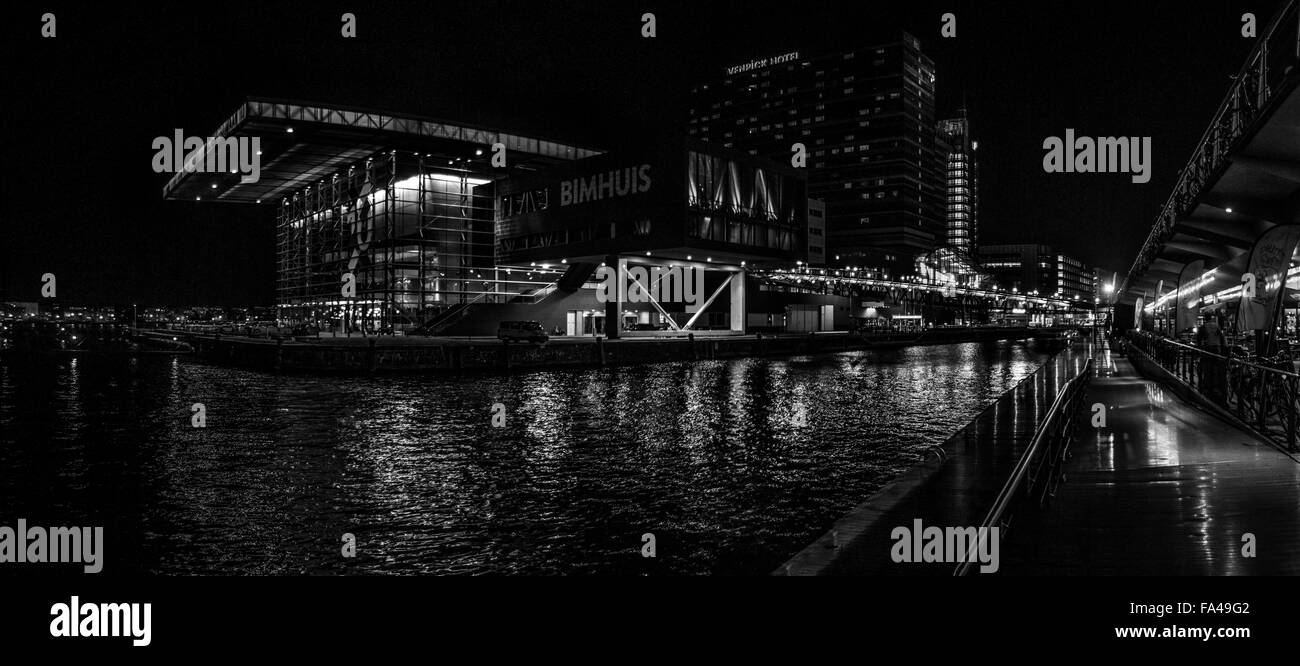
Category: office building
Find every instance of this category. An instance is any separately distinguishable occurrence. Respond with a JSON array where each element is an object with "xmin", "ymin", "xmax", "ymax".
[
  {"xmin": 689, "ymin": 33, "xmax": 945, "ymax": 267},
  {"xmin": 937, "ymin": 109, "xmax": 978, "ymax": 254}
]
